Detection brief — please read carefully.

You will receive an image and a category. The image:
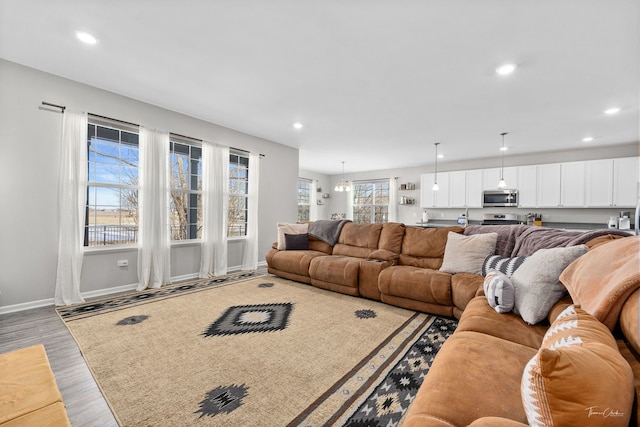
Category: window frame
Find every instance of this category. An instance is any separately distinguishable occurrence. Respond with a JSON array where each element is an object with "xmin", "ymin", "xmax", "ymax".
[
  {"xmin": 352, "ymin": 179, "xmax": 390, "ymax": 224},
  {"xmin": 228, "ymin": 151, "xmax": 250, "ymax": 238},
  {"xmin": 297, "ymin": 178, "xmax": 312, "ymax": 222},
  {"xmin": 169, "ymin": 136, "xmax": 202, "ymax": 242}
]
